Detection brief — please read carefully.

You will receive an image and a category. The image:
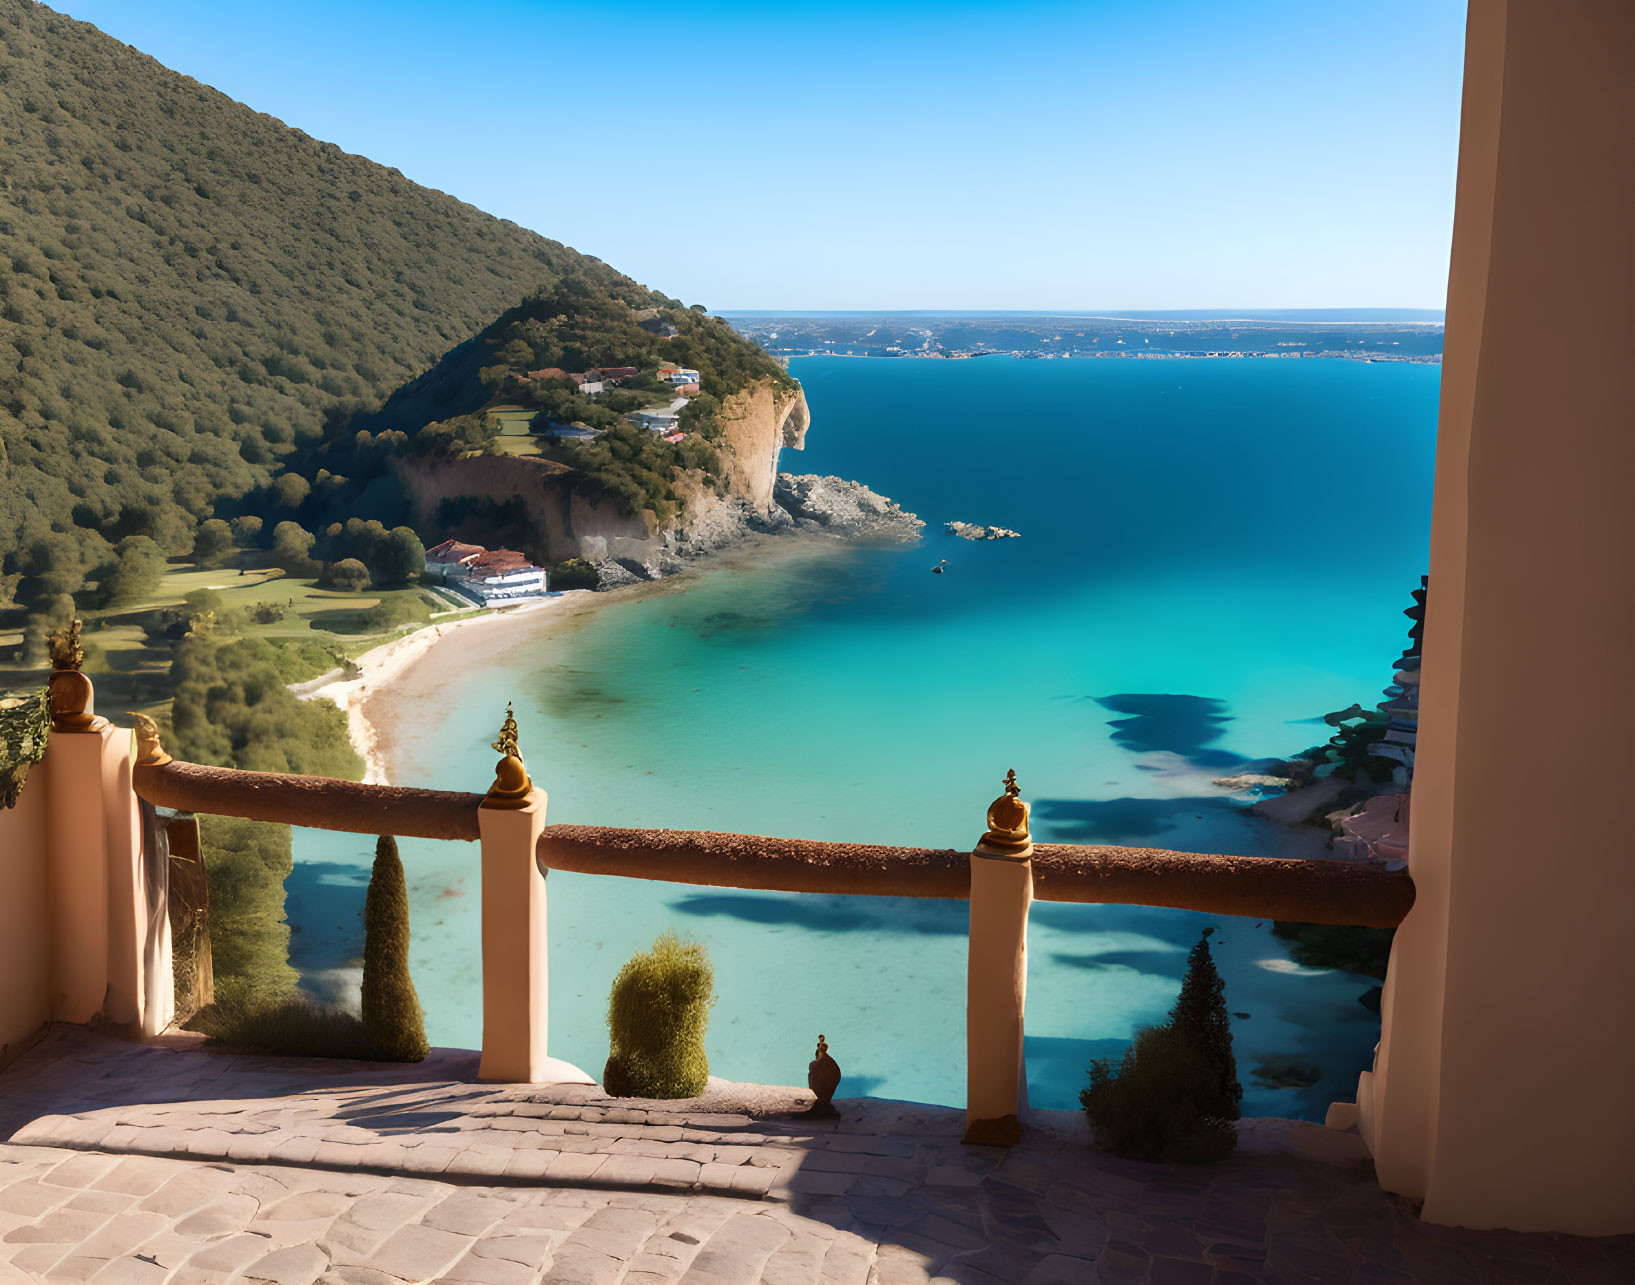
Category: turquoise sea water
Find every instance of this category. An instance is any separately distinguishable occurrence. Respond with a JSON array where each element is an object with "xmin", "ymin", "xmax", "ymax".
[{"xmin": 287, "ymin": 355, "xmax": 1438, "ymax": 1120}]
